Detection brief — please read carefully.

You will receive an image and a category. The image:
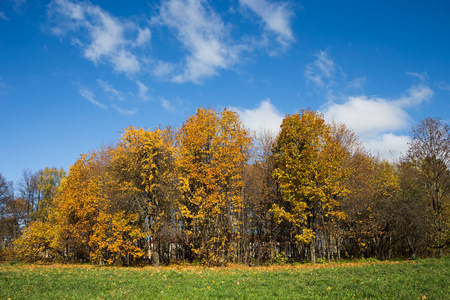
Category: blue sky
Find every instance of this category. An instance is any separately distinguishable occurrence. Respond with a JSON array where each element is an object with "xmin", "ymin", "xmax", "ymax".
[{"xmin": 1, "ymin": 0, "xmax": 450, "ymax": 185}]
